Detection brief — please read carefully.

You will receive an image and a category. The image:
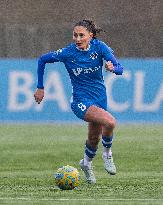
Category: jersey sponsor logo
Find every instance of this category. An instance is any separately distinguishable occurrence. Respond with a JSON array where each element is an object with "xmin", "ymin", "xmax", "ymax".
[{"xmin": 72, "ymin": 66, "xmax": 100, "ymax": 76}]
